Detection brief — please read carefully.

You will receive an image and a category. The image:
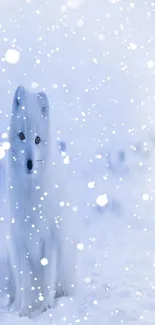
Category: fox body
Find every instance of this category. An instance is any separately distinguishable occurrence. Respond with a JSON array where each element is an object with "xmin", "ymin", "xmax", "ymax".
[{"xmin": 6, "ymin": 86, "xmax": 66, "ymax": 316}]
